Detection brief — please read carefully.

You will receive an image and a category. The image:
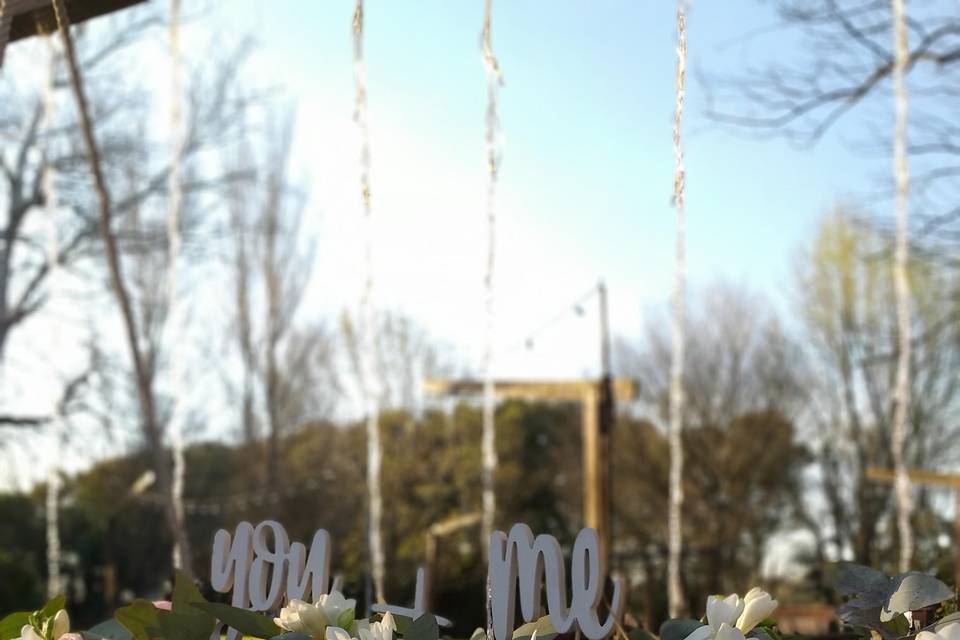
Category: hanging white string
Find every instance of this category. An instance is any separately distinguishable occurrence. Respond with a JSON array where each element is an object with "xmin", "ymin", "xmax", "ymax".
[
  {"xmin": 352, "ymin": 0, "xmax": 386, "ymax": 604},
  {"xmin": 667, "ymin": 0, "xmax": 688, "ymax": 618},
  {"xmin": 480, "ymin": 0, "xmax": 503, "ymax": 564},
  {"xmin": 167, "ymin": 0, "xmax": 189, "ymax": 572},
  {"xmin": 42, "ymin": 34, "xmax": 63, "ymax": 599},
  {"xmin": 890, "ymin": 0, "xmax": 914, "ymax": 572}
]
